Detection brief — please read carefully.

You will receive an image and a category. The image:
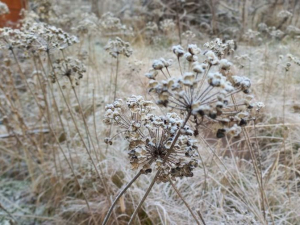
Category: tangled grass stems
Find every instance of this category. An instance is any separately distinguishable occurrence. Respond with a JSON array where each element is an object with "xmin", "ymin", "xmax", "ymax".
[{"xmin": 46, "ymin": 51, "xmax": 117, "ymax": 223}]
